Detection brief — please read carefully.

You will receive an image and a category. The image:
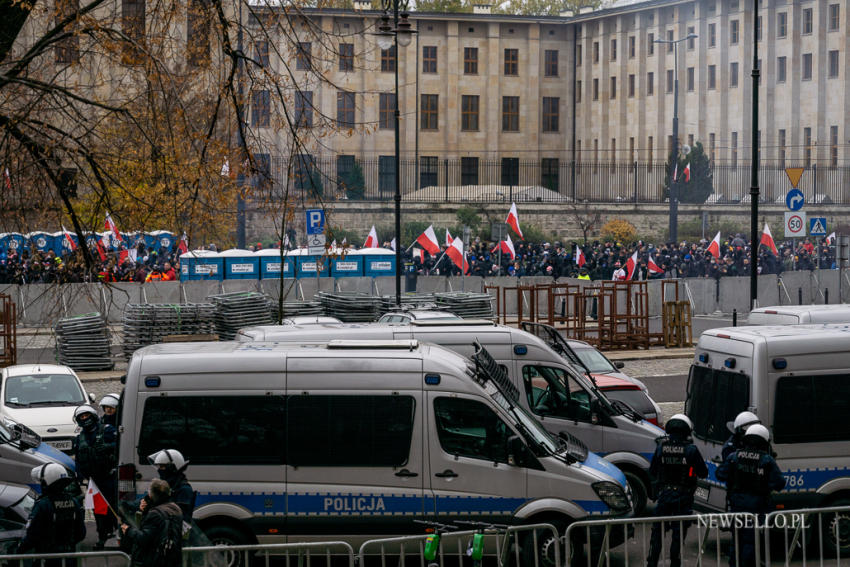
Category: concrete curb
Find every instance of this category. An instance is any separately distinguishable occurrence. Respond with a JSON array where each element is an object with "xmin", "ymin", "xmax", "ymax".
[{"xmin": 605, "ymin": 348, "xmax": 695, "ymax": 362}]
